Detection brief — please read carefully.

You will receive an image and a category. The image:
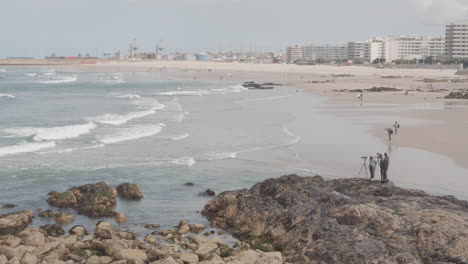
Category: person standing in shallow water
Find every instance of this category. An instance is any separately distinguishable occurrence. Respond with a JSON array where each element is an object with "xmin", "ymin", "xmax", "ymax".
[
  {"xmin": 385, "ymin": 128, "xmax": 393, "ymax": 141},
  {"xmin": 394, "ymin": 121, "xmax": 400, "ymax": 135},
  {"xmin": 368, "ymin": 156, "xmax": 377, "ymax": 180},
  {"xmin": 382, "ymin": 153, "xmax": 390, "ymax": 183}
]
